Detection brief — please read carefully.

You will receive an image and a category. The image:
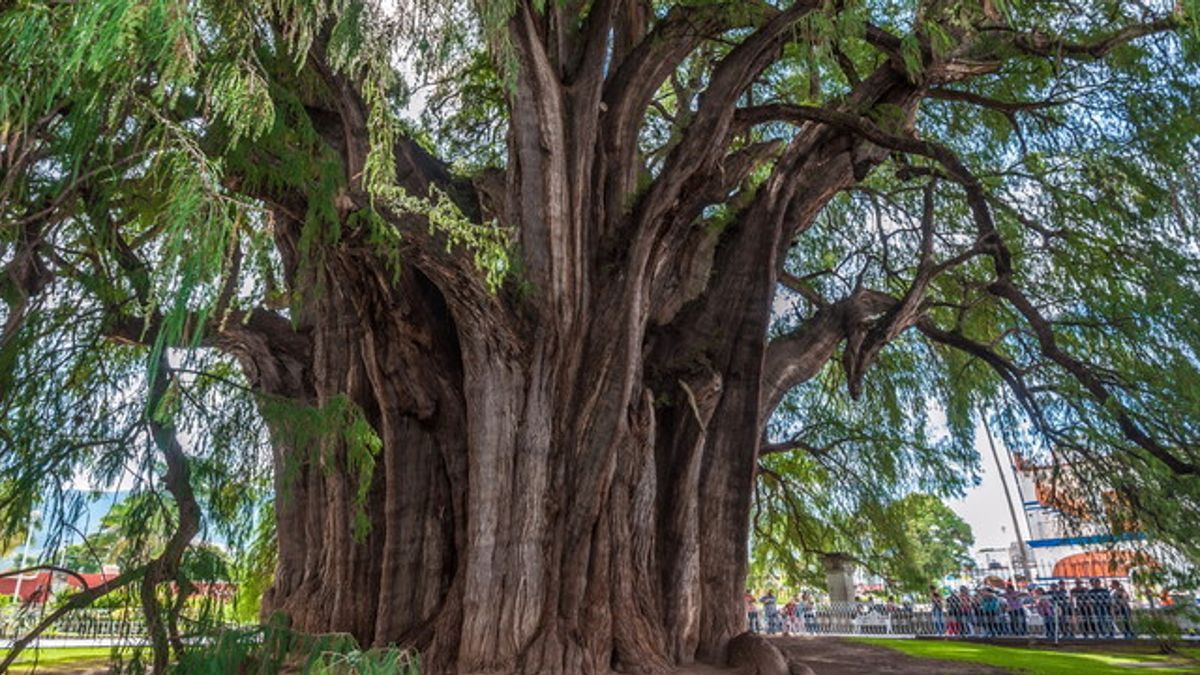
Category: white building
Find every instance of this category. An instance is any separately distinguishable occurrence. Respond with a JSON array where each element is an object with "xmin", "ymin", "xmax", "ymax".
[{"xmin": 1011, "ymin": 454, "xmax": 1147, "ymax": 583}]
